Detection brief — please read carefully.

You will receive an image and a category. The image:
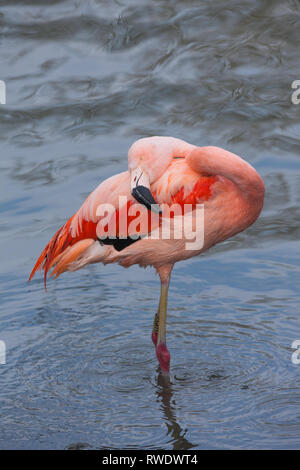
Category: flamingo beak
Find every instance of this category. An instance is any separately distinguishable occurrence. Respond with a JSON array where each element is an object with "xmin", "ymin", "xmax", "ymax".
[{"xmin": 131, "ymin": 167, "xmax": 162, "ymax": 214}]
